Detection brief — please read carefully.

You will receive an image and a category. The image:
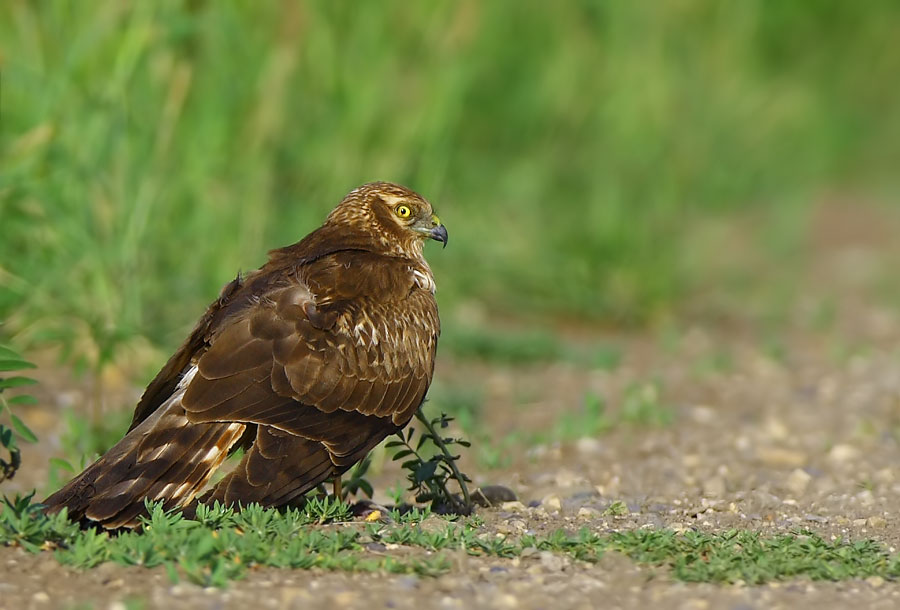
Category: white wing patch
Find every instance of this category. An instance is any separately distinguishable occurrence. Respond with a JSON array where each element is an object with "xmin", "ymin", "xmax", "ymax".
[
  {"xmin": 411, "ymin": 268, "xmax": 436, "ymax": 294},
  {"xmin": 178, "ymin": 363, "xmax": 200, "ymax": 391}
]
